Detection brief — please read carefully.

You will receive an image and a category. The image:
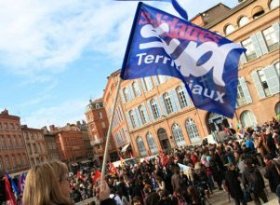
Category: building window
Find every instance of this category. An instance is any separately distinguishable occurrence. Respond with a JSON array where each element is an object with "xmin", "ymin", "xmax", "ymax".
[
  {"xmin": 242, "ymin": 38, "xmax": 257, "ymax": 61},
  {"xmin": 136, "ymin": 137, "xmax": 147, "ymax": 157},
  {"xmin": 172, "ymin": 124, "xmax": 186, "ymax": 147},
  {"xmin": 12, "ymin": 155, "xmax": 16, "ymax": 169},
  {"xmin": 240, "ymin": 110, "xmax": 257, "ymax": 128},
  {"xmin": 263, "ymin": 26, "xmax": 279, "ymax": 51},
  {"xmin": 185, "ymin": 118, "xmax": 200, "ymax": 139},
  {"xmin": 252, "ymin": 6, "xmax": 265, "ymax": 19},
  {"xmin": 275, "ymin": 62, "xmax": 280, "ymax": 76},
  {"xmin": 4, "ymin": 156, "xmax": 10, "ymax": 169},
  {"xmin": 132, "ymin": 81, "xmax": 141, "ymax": 97},
  {"xmin": 129, "ymin": 110, "xmax": 136, "ymax": 128},
  {"xmin": 99, "ymin": 112, "xmax": 103, "ymax": 119},
  {"xmin": 224, "ymin": 24, "xmax": 235, "ymax": 35},
  {"xmin": 143, "ymin": 77, "xmax": 153, "ymax": 91},
  {"xmin": 275, "ymin": 102, "xmax": 280, "ymax": 117},
  {"xmin": 123, "ymin": 88, "xmax": 129, "ymax": 102},
  {"xmin": 269, "ymin": 0, "xmax": 279, "ymax": 9},
  {"xmin": 237, "ymin": 81, "xmax": 246, "ymax": 106},
  {"xmin": 146, "ymin": 133, "xmax": 158, "ymax": 155},
  {"xmin": 150, "ymin": 99, "xmax": 160, "ymax": 119},
  {"xmin": 257, "ymin": 70, "xmax": 270, "ymax": 96},
  {"xmin": 138, "ymin": 105, "xmax": 147, "ymax": 124},
  {"xmin": 176, "ymin": 86, "xmax": 188, "ymax": 108},
  {"xmin": 157, "ymin": 75, "xmax": 168, "ymax": 84},
  {"xmin": 238, "ymin": 16, "xmax": 249, "ymax": 27},
  {"xmin": 236, "ymin": 78, "xmax": 252, "ymax": 107},
  {"xmin": 163, "ymin": 93, "xmax": 174, "ymax": 114}
]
